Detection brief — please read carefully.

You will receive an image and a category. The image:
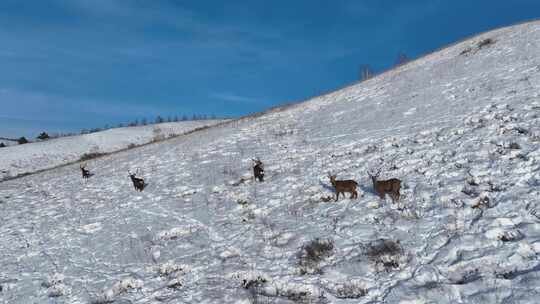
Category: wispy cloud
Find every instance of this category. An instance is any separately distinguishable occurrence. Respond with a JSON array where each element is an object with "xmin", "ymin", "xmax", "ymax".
[
  {"xmin": 0, "ymin": 87, "xmax": 174, "ymax": 122},
  {"xmin": 210, "ymin": 92, "xmax": 263, "ymax": 104}
]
